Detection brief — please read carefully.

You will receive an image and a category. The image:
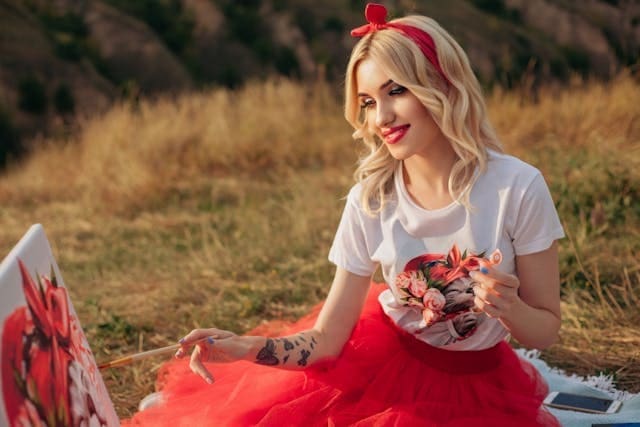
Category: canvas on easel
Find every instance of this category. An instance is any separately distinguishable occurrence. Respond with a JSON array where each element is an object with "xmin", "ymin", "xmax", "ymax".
[{"xmin": 0, "ymin": 224, "xmax": 119, "ymax": 426}]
